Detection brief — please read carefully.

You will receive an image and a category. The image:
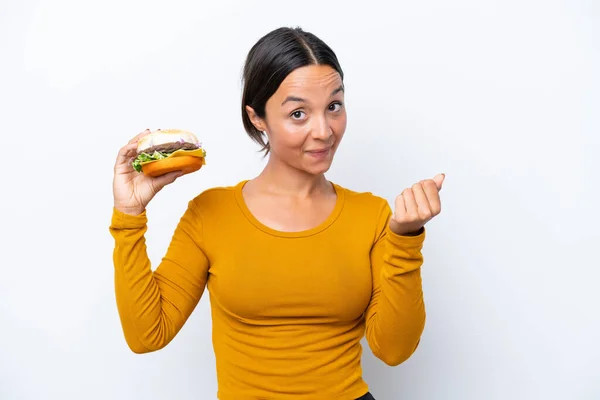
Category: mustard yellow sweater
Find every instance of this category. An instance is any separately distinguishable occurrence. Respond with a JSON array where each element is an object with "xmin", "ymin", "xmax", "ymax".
[{"xmin": 109, "ymin": 180, "xmax": 426, "ymax": 399}]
